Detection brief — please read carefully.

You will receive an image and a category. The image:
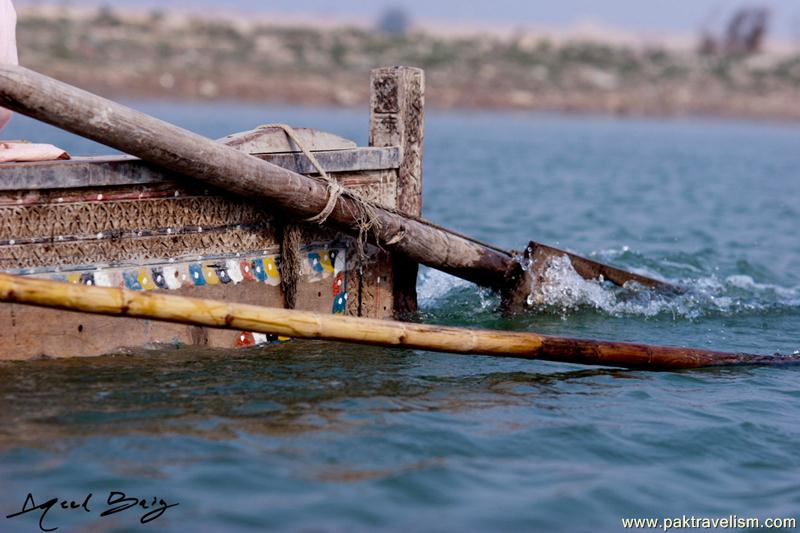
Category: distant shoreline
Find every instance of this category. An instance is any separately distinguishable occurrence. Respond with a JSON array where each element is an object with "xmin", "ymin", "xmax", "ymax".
[
  {"xmin": 48, "ymin": 89, "xmax": 800, "ymax": 125},
  {"xmin": 40, "ymin": 77, "xmax": 800, "ymax": 124},
  {"xmin": 16, "ymin": 6, "xmax": 800, "ymax": 123},
  {"xmin": 70, "ymin": 94, "xmax": 800, "ymax": 125}
]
